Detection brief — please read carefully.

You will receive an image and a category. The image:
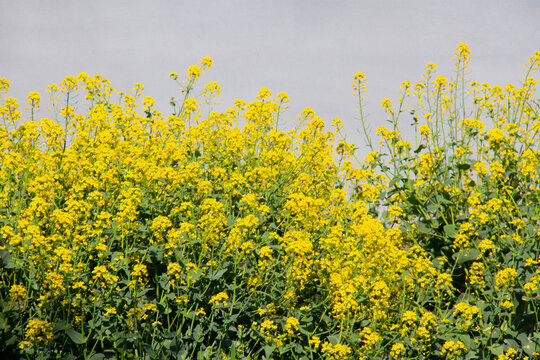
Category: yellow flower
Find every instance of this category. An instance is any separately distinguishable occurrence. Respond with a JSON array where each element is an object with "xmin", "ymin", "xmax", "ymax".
[
  {"xmin": 402, "ymin": 310, "xmax": 417, "ymax": 326},
  {"xmin": 277, "ymin": 92, "xmax": 289, "ymax": 103},
  {"xmin": 187, "ymin": 65, "xmax": 201, "ymax": 80},
  {"xmin": 234, "ymin": 98, "xmax": 247, "ymax": 109},
  {"xmin": 26, "ymin": 91, "xmax": 40, "ymax": 108},
  {"xmin": 487, "ymin": 128, "xmax": 505, "ymax": 147},
  {"xmin": 257, "ymin": 87, "xmax": 271, "ymax": 100},
  {"xmin": 199, "ymin": 56, "xmax": 214, "ymax": 70},
  {"xmin": 258, "ymin": 245, "xmax": 274, "ymax": 260},
  {"xmin": 60, "ymin": 75, "xmax": 78, "ymax": 91},
  {"xmin": 455, "ymin": 43, "xmax": 471, "ymax": 64},
  {"xmin": 441, "ymin": 340, "xmax": 467, "ymax": 359},
  {"xmin": 151, "ymin": 215, "xmax": 173, "ymax": 234},
  {"xmin": 143, "ymin": 303, "xmax": 158, "ymax": 312},
  {"xmin": 321, "ymin": 342, "xmax": 352, "ymax": 360},
  {"xmin": 419, "ymin": 124, "xmax": 431, "ymax": 136},
  {"xmin": 415, "ymin": 326, "xmax": 431, "ymax": 342},
  {"xmin": 433, "ymin": 75, "xmax": 448, "ymax": 90},
  {"xmin": 500, "ymin": 299, "xmax": 514, "ymax": 310},
  {"xmin": 142, "ymin": 96, "xmax": 155, "ymax": 107},
  {"xmin": 77, "ymin": 72, "xmax": 89, "ymax": 81},
  {"xmin": 353, "ymin": 72, "xmax": 366, "ymax": 92},
  {"xmin": 390, "ymin": 342, "xmax": 406, "ymax": 359},
  {"xmin": 132, "ymin": 264, "xmax": 148, "ymax": 278},
  {"xmin": 195, "ymin": 308, "xmax": 206, "ymax": 316},
  {"xmin": 426, "ymin": 62, "xmax": 437, "ymax": 72},
  {"xmin": 468, "ymin": 262, "xmax": 486, "ymax": 288},
  {"xmin": 167, "ymin": 262, "xmax": 182, "ymax": 280},
  {"xmin": 104, "ymin": 307, "xmax": 117, "ymax": 316},
  {"xmin": 497, "ymin": 347, "xmax": 518, "ymax": 360},
  {"xmin": 259, "ymin": 319, "xmax": 278, "ymax": 341},
  {"xmin": 9, "ymin": 284, "xmax": 27, "ymax": 304},
  {"xmin": 0, "ymin": 77, "xmax": 10, "ymax": 93},
  {"xmin": 388, "ymin": 205, "xmax": 404, "ymax": 219},
  {"xmin": 495, "ymin": 267, "xmax": 517, "ymax": 288},
  {"xmin": 364, "ymin": 150, "xmax": 379, "ymax": 163},
  {"xmin": 284, "ymin": 316, "xmax": 299, "ymax": 335},
  {"xmin": 300, "ymin": 106, "xmax": 315, "ymax": 118},
  {"xmin": 435, "ymin": 273, "xmax": 454, "ymax": 293},
  {"xmin": 453, "ymin": 302, "xmax": 481, "ymax": 330},
  {"xmin": 361, "ymin": 327, "xmax": 381, "ymax": 348},
  {"xmin": 478, "ymin": 239, "xmax": 495, "ymax": 254},
  {"xmin": 20, "ymin": 319, "xmax": 54, "ymax": 349},
  {"xmin": 420, "ymin": 311, "xmax": 438, "ymax": 330},
  {"xmin": 204, "ymin": 81, "xmax": 221, "ymax": 98},
  {"xmin": 381, "ymin": 98, "xmax": 392, "ymax": 110},
  {"xmin": 209, "ymin": 291, "xmax": 229, "ymax": 306},
  {"xmin": 309, "ymin": 335, "xmax": 321, "ymax": 349}
]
